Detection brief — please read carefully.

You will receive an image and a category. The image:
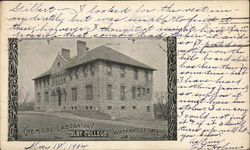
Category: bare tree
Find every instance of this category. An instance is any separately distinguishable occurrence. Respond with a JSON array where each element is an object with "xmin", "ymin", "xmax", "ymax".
[
  {"xmin": 18, "ymin": 89, "xmax": 34, "ymax": 111},
  {"xmin": 154, "ymin": 91, "xmax": 168, "ymax": 120},
  {"xmin": 18, "ymin": 89, "xmax": 30, "ymax": 103}
]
